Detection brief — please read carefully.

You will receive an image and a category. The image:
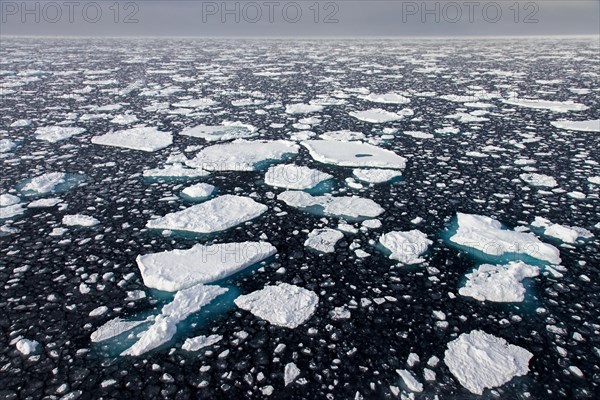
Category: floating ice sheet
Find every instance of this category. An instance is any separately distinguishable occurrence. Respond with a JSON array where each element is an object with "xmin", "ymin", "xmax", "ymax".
[
  {"xmin": 278, "ymin": 191, "xmax": 384, "ymax": 220},
  {"xmin": 459, "ymin": 262, "xmax": 539, "ymax": 302},
  {"xmin": 264, "ymin": 164, "xmax": 332, "ymax": 190},
  {"xmin": 302, "ymin": 140, "xmax": 406, "ymax": 169},
  {"xmin": 92, "ymin": 127, "xmax": 173, "ymax": 152}
]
